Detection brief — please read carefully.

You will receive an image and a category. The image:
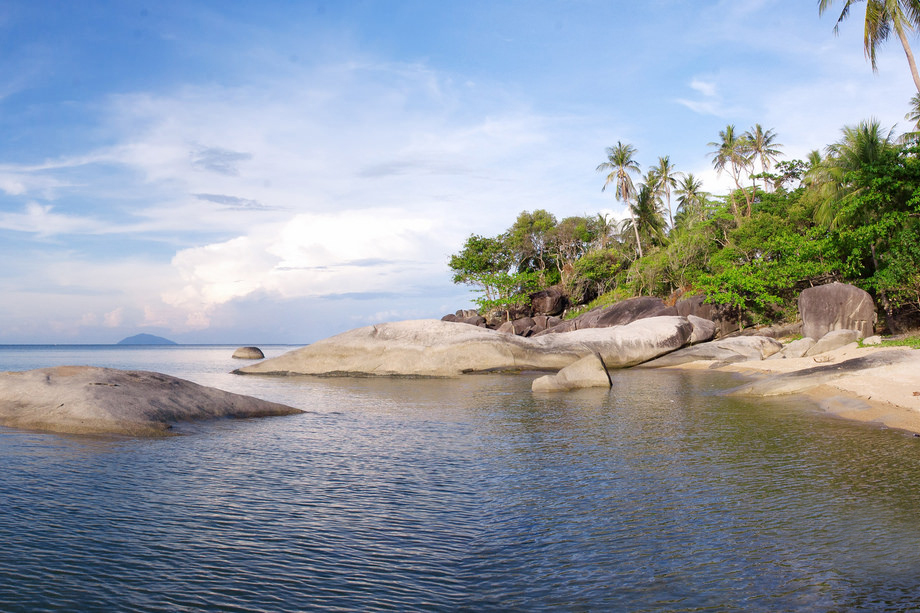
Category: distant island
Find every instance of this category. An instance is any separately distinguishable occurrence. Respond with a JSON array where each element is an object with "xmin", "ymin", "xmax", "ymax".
[{"xmin": 117, "ymin": 333, "xmax": 178, "ymax": 346}]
